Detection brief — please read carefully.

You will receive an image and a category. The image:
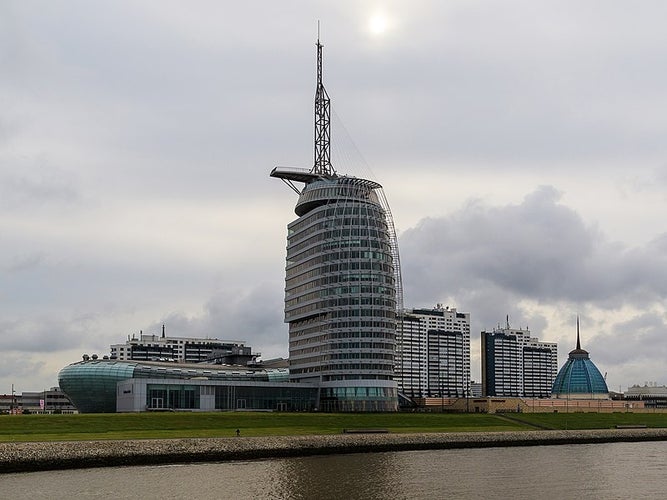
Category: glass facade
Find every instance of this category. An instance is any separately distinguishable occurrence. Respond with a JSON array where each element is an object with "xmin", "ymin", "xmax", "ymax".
[
  {"xmin": 147, "ymin": 384, "xmax": 199, "ymax": 410},
  {"xmin": 212, "ymin": 385, "xmax": 316, "ymax": 411},
  {"xmin": 58, "ymin": 360, "xmax": 308, "ymax": 413},
  {"xmin": 58, "ymin": 361, "xmax": 136, "ymax": 413},
  {"xmin": 552, "ymin": 348, "xmax": 608, "ymax": 398},
  {"xmin": 271, "ymin": 38, "xmax": 403, "ymax": 411},
  {"xmin": 283, "ymin": 177, "xmax": 399, "ymax": 411},
  {"xmin": 144, "ymin": 383, "xmax": 317, "ymax": 411},
  {"xmin": 319, "ymin": 386, "xmax": 398, "ymax": 412}
]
